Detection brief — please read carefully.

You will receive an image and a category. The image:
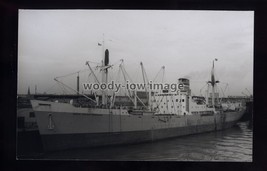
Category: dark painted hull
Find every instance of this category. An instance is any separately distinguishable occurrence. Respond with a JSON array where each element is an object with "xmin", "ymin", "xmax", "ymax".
[
  {"xmin": 30, "ymin": 100, "xmax": 245, "ymax": 151},
  {"xmin": 41, "ymin": 121, "xmax": 237, "ymax": 151}
]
